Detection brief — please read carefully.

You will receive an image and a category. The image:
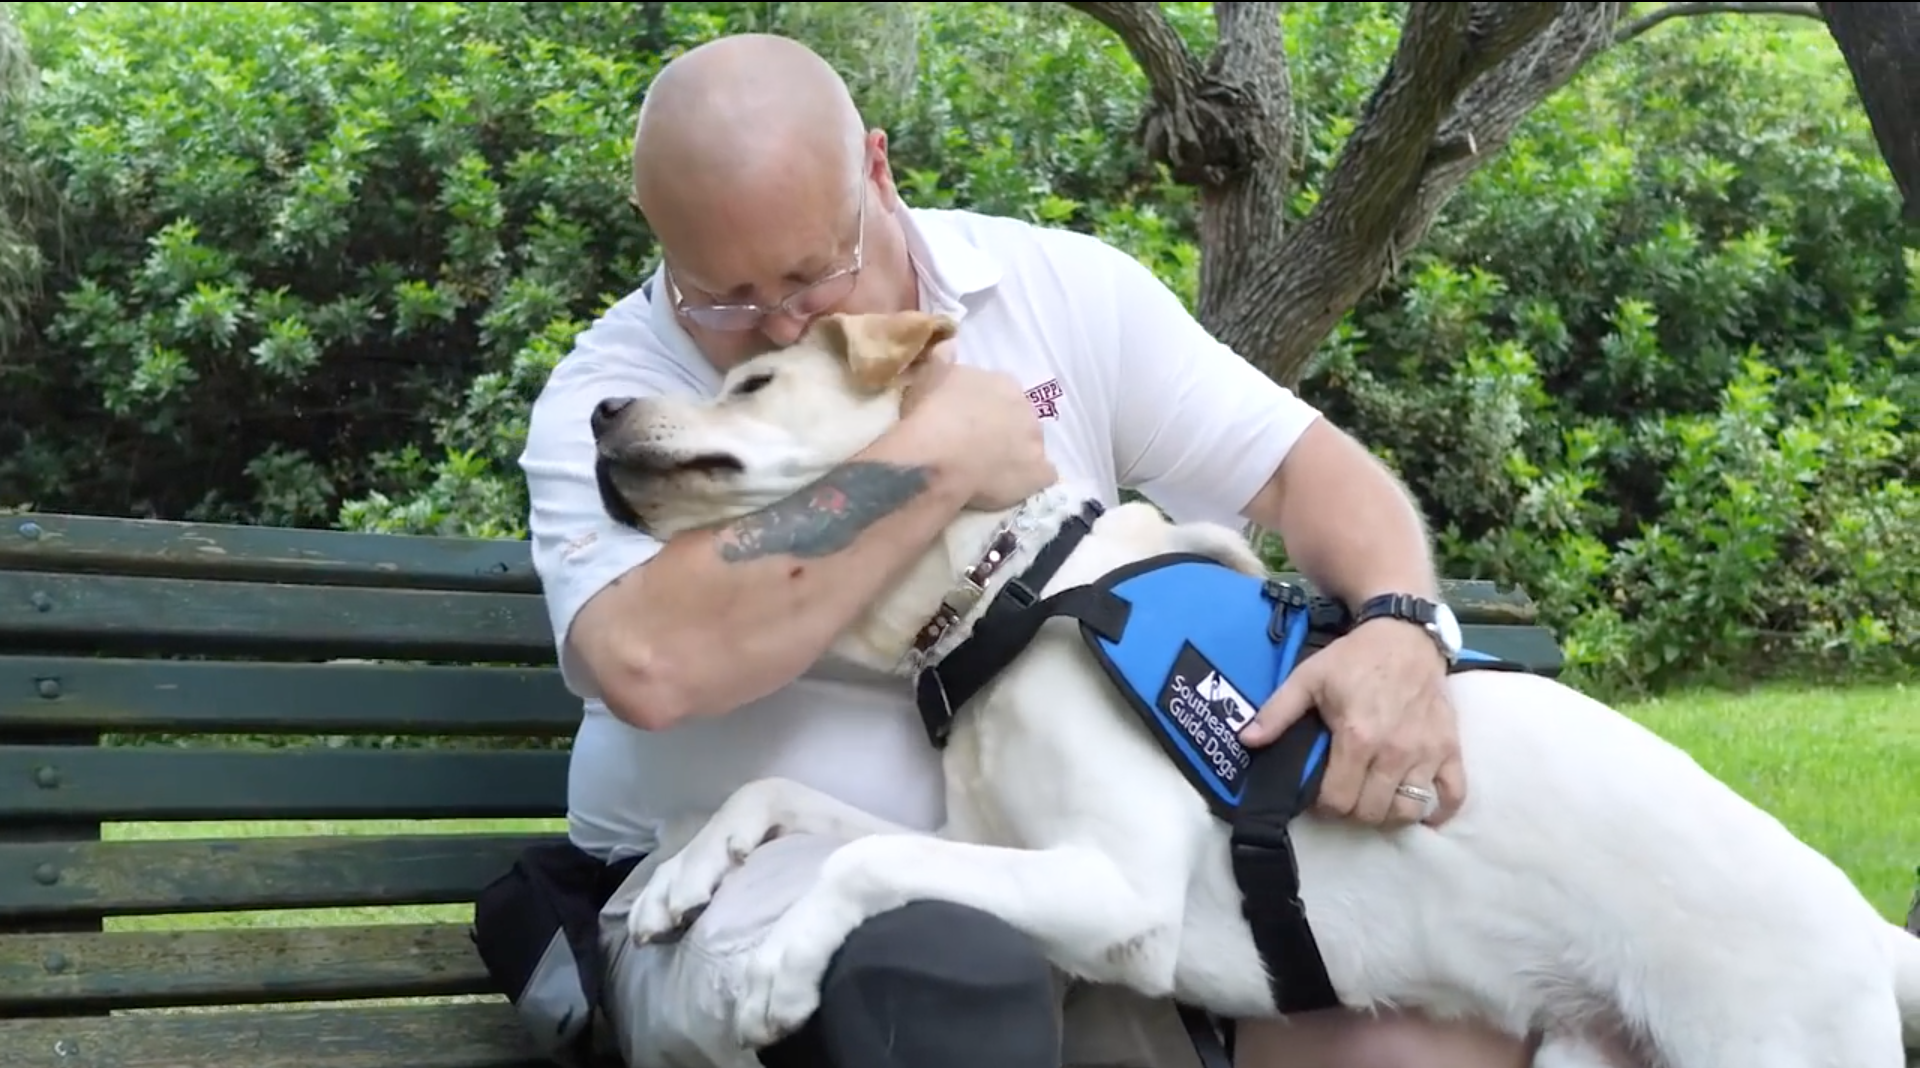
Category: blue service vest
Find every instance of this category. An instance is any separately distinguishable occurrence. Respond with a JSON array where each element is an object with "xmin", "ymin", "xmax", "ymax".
[
  {"xmin": 1074, "ymin": 553, "xmax": 1524, "ymax": 821},
  {"xmin": 910, "ymin": 520, "xmax": 1539, "ymax": 1024}
]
